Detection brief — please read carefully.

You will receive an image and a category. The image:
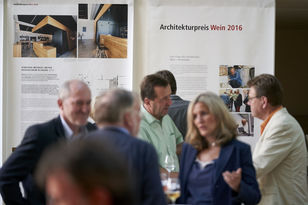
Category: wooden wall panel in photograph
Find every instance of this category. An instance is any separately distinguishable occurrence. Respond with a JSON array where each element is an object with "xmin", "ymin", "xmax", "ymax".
[
  {"xmin": 100, "ymin": 34, "xmax": 127, "ymax": 58},
  {"xmin": 13, "ymin": 43, "xmax": 21, "ymax": 57},
  {"xmin": 33, "ymin": 42, "xmax": 56, "ymax": 58}
]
